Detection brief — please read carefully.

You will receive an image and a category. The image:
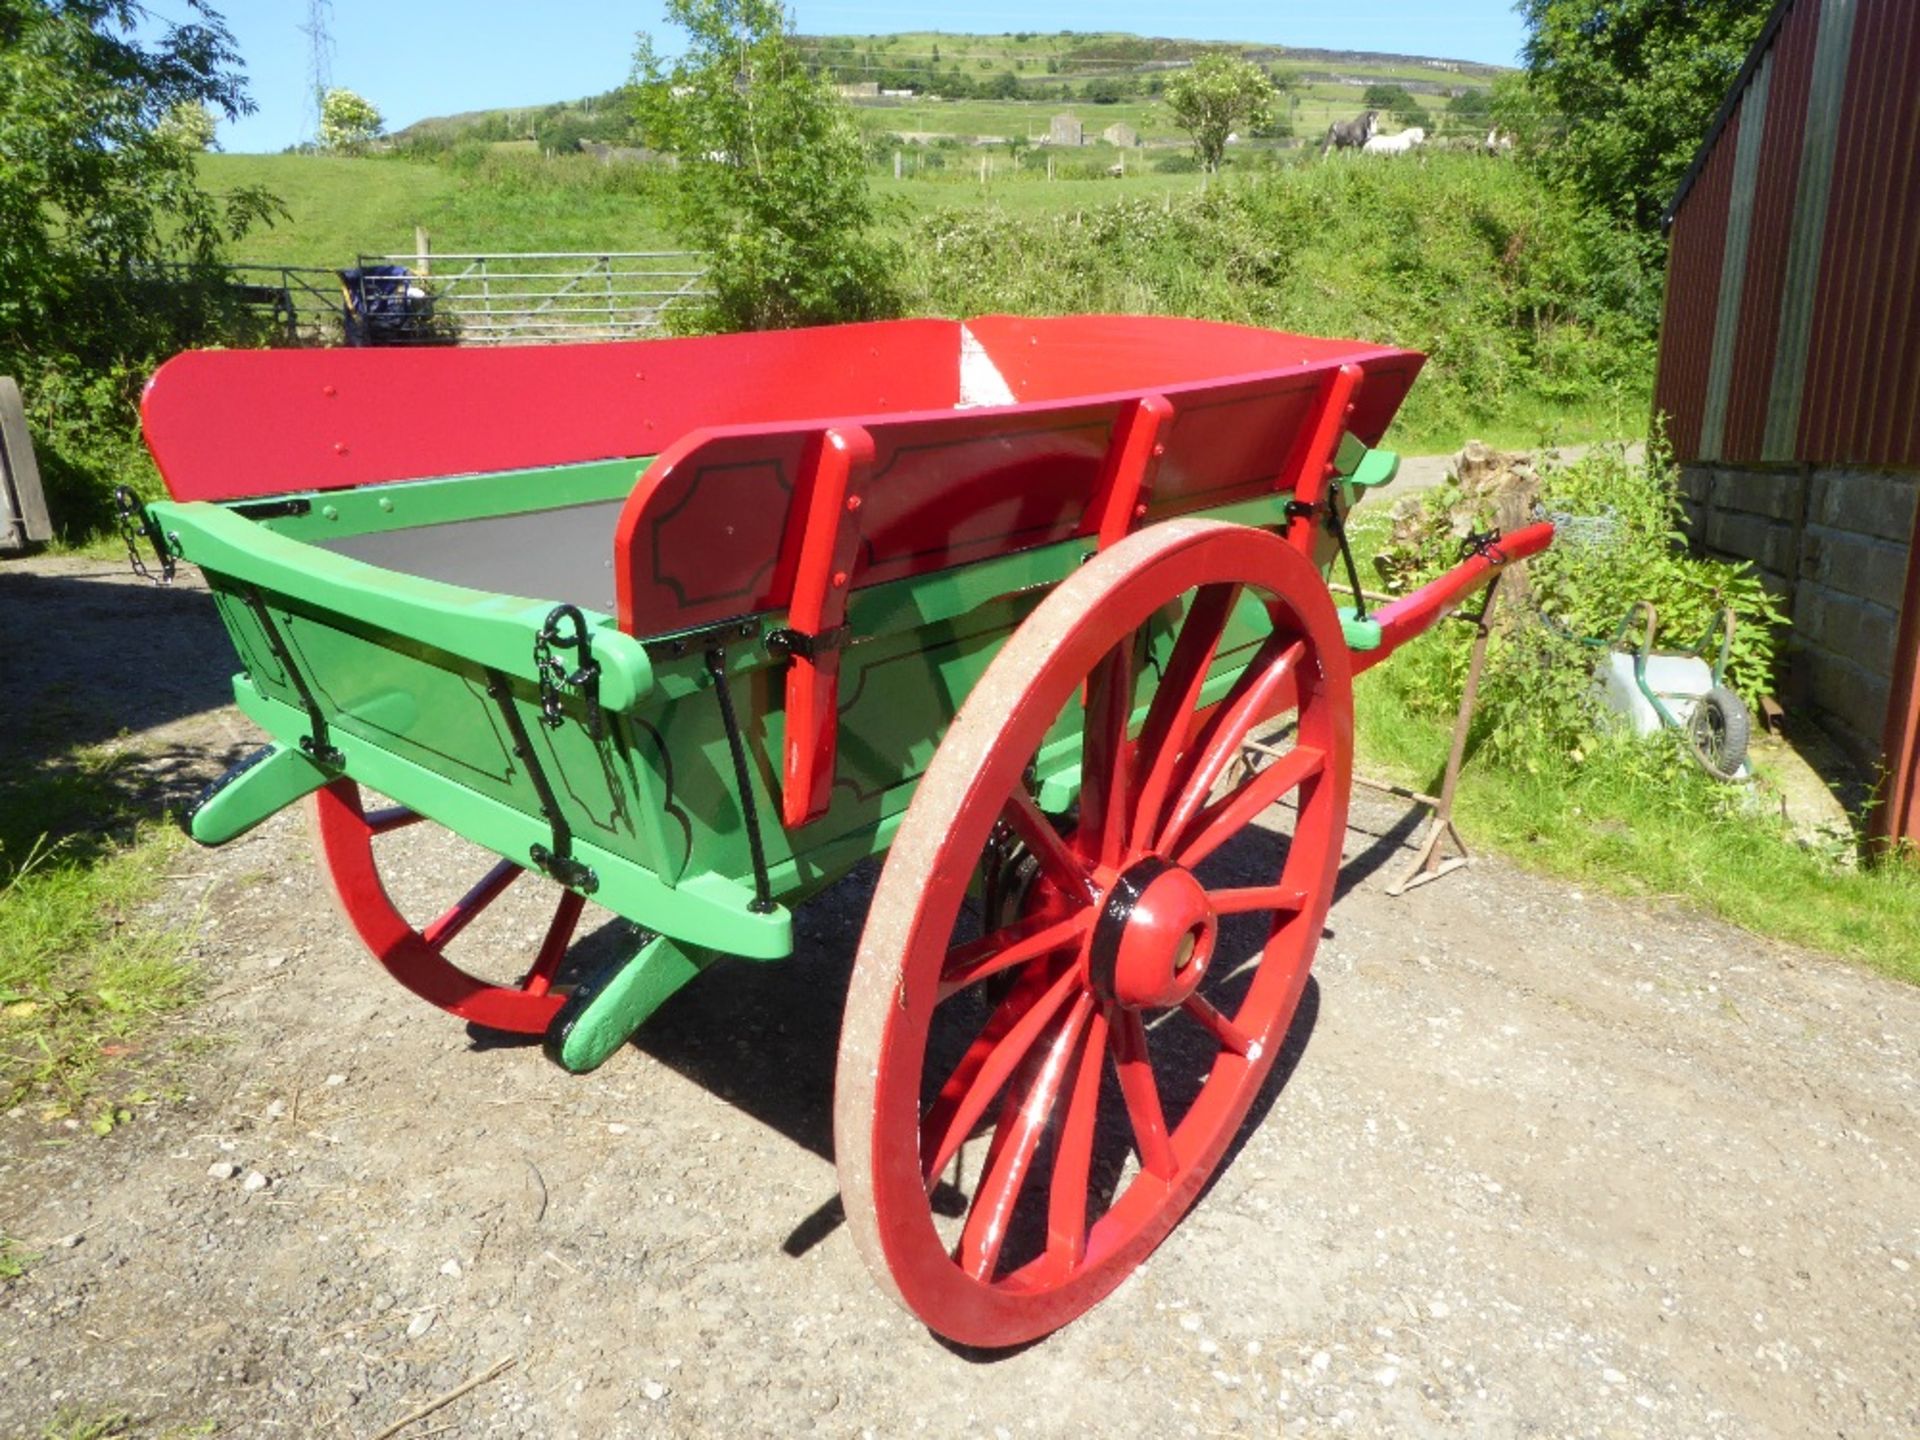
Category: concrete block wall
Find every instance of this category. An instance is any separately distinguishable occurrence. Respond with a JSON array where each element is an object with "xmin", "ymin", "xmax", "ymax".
[{"xmin": 1679, "ymin": 462, "xmax": 1920, "ymax": 764}]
